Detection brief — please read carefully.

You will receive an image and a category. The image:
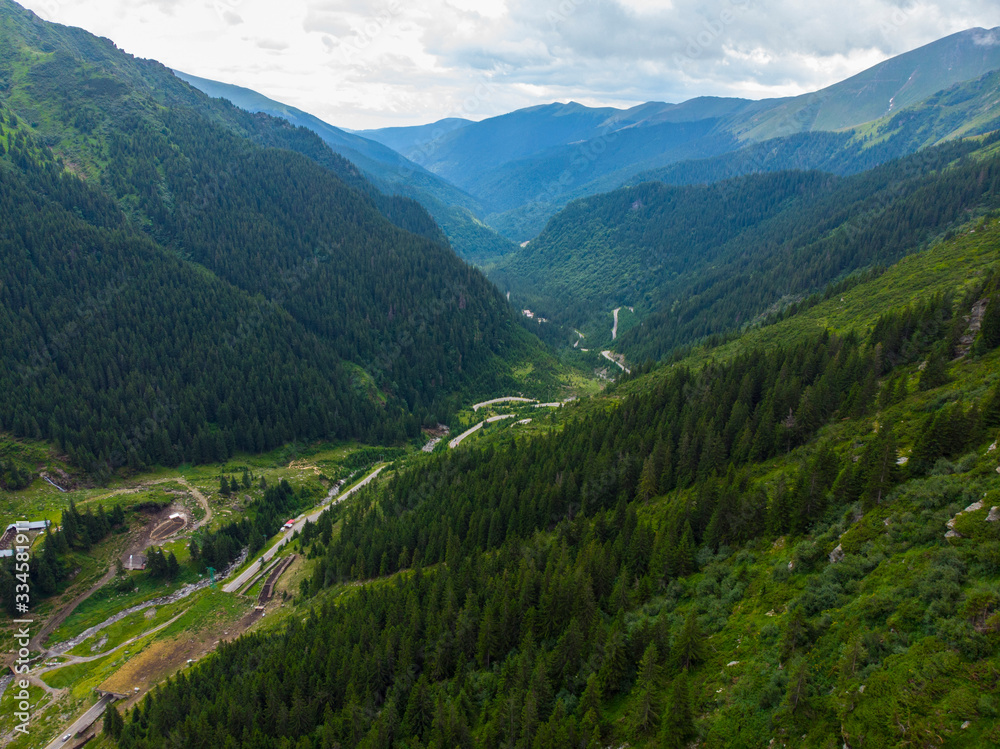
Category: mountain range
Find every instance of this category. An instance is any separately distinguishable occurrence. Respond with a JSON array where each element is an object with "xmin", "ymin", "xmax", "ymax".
[
  {"xmin": 6, "ymin": 3, "xmax": 1000, "ymax": 748},
  {"xmin": 180, "ymin": 26, "xmax": 1000, "ymax": 272}
]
